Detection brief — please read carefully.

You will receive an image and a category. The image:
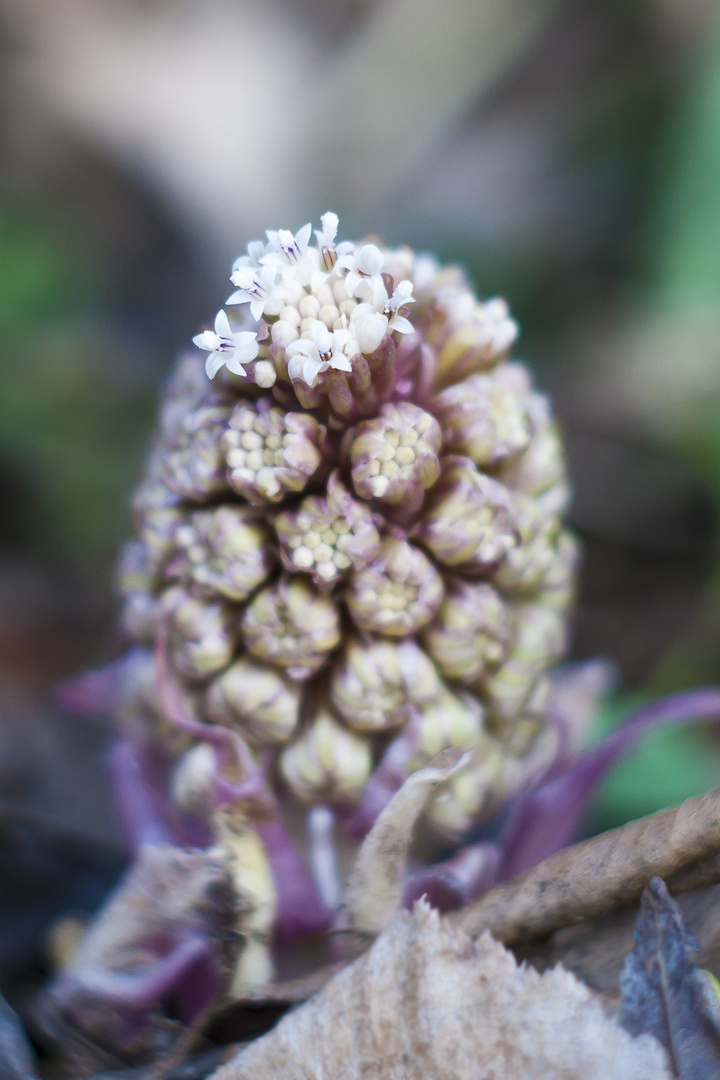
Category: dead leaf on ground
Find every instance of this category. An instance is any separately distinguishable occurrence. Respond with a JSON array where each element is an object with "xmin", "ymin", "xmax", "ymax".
[
  {"xmin": 620, "ymin": 877, "xmax": 720, "ymax": 1079},
  {"xmin": 210, "ymin": 901, "xmax": 670, "ymax": 1080}
]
